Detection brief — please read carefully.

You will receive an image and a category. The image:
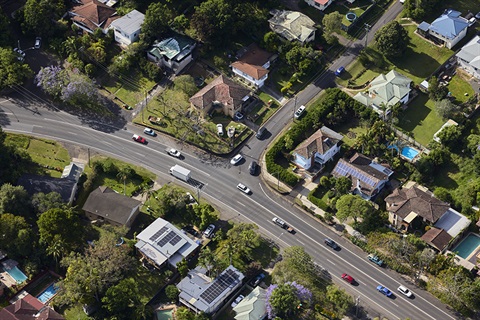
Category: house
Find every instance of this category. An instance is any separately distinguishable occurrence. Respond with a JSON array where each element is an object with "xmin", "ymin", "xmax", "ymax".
[
  {"xmin": 0, "ymin": 293, "xmax": 64, "ymax": 320},
  {"xmin": 189, "ymin": 75, "xmax": 251, "ymax": 118},
  {"xmin": 292, "ymin": 126, "xmax": 343, "ymax": 170},
  {"xmin": 332, "ymin": 153, "xmax": 393, "ymax": 200},
  {"xmin": 304, "ymin": 0, "xmax": 334, "ymax": 11},
  {"xmin": 147, "ymin": 35, "xmax": 196, "ymax": 74},
  {"xmin": 233, "ymin": 286, "xmax": 267, "ymax": 320},
  {"xmin": 177, "ymin": 265, "xmax": 244, "ymax": 314},
  {"xmin": 109, "ymin": 9, "xmax": 144, "ymax": 46},
  {"xmin": 385, "ymin": 182, "xmax": 470, "ymax": 240},
  {"xmin": 69, "ymin": 0, "xmax": 118, "ymax": 34},
  {"xmin": 417, "ymin": 9, "xmax": 468, "ymax": 49},
  {"xmin": 268, "ymin": 10, "xmax": 316, "ymax": 43},
  {"xmin": 456, "ymin": 35, "xmax": 480, "ymax": 79},
  {"xmin": 353, "ymin": 70, "xmax": 412, "ymax": 116},
  {"xmin": 231, "ymin": 44, "xmax": 274, "ymax": 88},
  {"xmin": 134, "ymin": 218, "xmax": 199, "ymax": 269},
  {"xmin": 82, "ymin": 186, "xmax": 141, "ymax": 229},
  {"xmin": 17, "ymin": 163, "xmax": 84, "ymax": 204},
  {"xmin": 420, "ymin": 228, "xmax": 452, "ymax": 252}
]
